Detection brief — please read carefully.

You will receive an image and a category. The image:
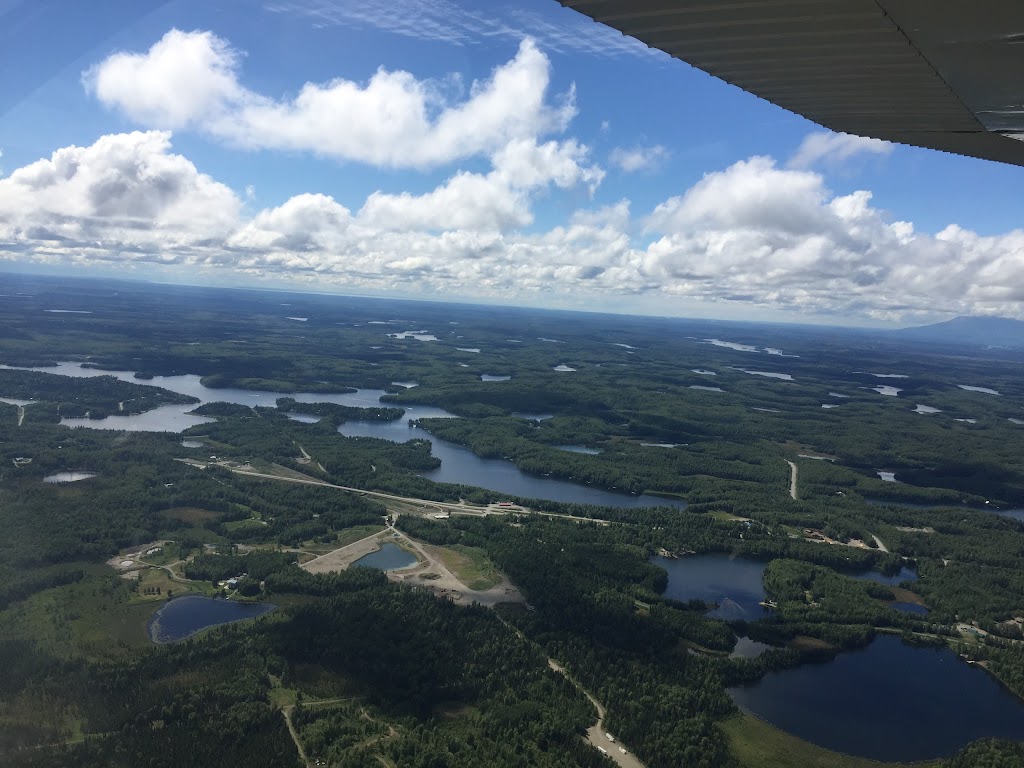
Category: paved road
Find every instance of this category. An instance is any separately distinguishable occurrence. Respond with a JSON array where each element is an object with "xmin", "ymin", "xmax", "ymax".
[{"xmin": 219, "ymin": 466, "xmax": 616, "ymax": 525}]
